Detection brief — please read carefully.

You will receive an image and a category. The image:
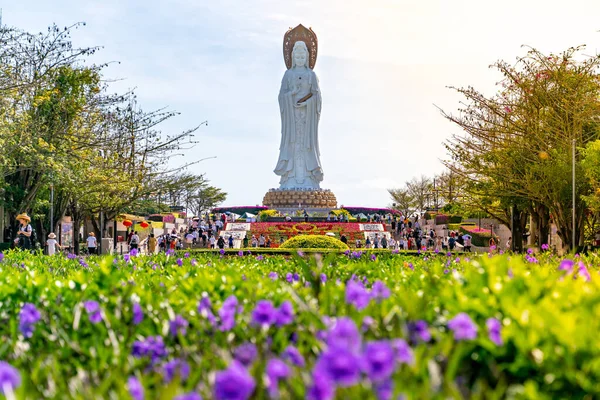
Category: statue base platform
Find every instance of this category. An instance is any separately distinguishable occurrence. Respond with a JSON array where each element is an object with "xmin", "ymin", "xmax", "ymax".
[{"xmin": 262, "ymin": 188, "xmax": 337, "ymax": 210}]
